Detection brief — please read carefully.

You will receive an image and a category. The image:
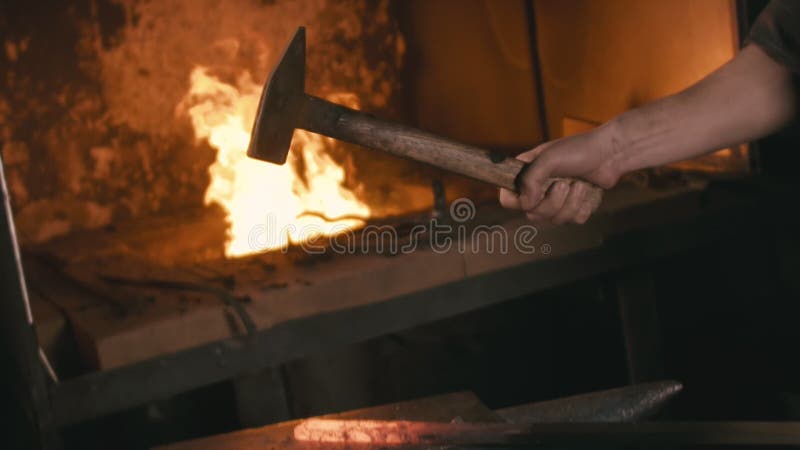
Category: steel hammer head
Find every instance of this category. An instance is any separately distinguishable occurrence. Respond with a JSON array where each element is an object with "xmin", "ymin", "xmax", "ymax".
[{"xmin": 247, "ymin": 27, "xmax": 306, "ymax": 165}]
